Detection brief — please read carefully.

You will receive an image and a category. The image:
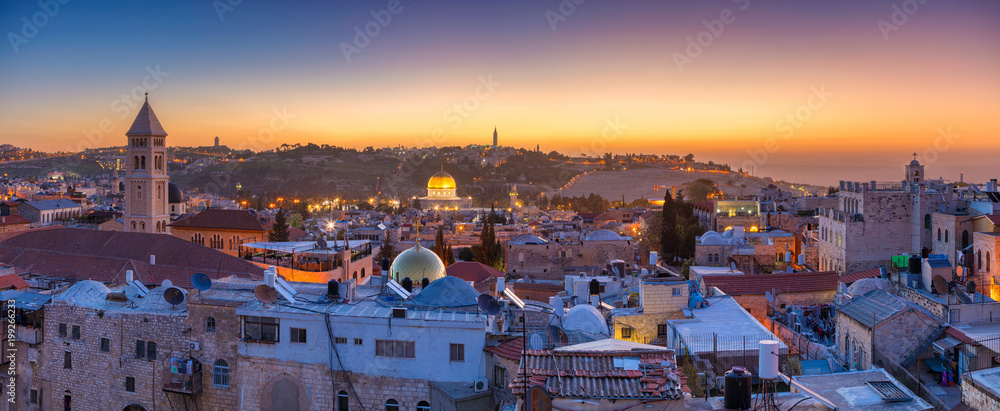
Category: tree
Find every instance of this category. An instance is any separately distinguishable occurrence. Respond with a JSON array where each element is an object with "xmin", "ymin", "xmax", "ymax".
[
  {"xmin": 444, "ymin": 245, "xmax": 456, "ymax": 266},
  {"xmin": 683, "ymin": 153, "xmax": 695, "ymax": 163},
  {"xmin": 685, "ymin": 178, "xmax": 719, "ymax": 202},
  {"xmin": 376, "ymin": 234, "xmax": 395, "ymax": 263},
  {"xmin": 434, "ymin": 227, "xmax": 447, "ymax": 262},
  {"xmin": 269, "ymin": 209, "xmax": 290, "ymax": 242},
  {"xmin": 660, "ymin": 192, "xmax": 679, "ymax": 262},
  {"xmin": 457, "ymin": 247, "xmax": 475, "ymax": 261},
  {"xmin": 473, "ymin": 213, "xmax": 504, "ymax": 270},
  {"xmin": 411, "ymin": 198, "xmax": 422, "ymax": 210}
]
